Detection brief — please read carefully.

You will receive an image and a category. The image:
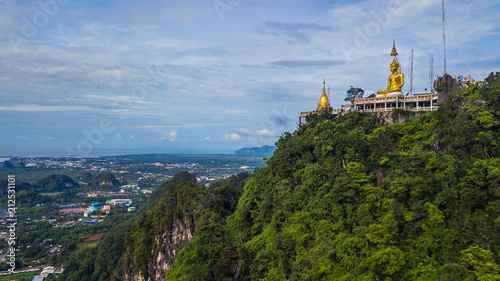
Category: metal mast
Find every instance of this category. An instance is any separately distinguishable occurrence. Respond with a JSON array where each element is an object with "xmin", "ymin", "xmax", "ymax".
[
  {"xmin": 429, "ymin": 54, "xmax": 434, "ymax": 93},
  {"xmin": 410, "ymin": 49, "xmax": 414, "ymax": 95},
  {"xmin": 442, "ymin": 0, "xmax": 447, "ymax": 74},
  {"xmin": 408, "ymin": 55, "xmax": 411, "ymax": 93}
]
